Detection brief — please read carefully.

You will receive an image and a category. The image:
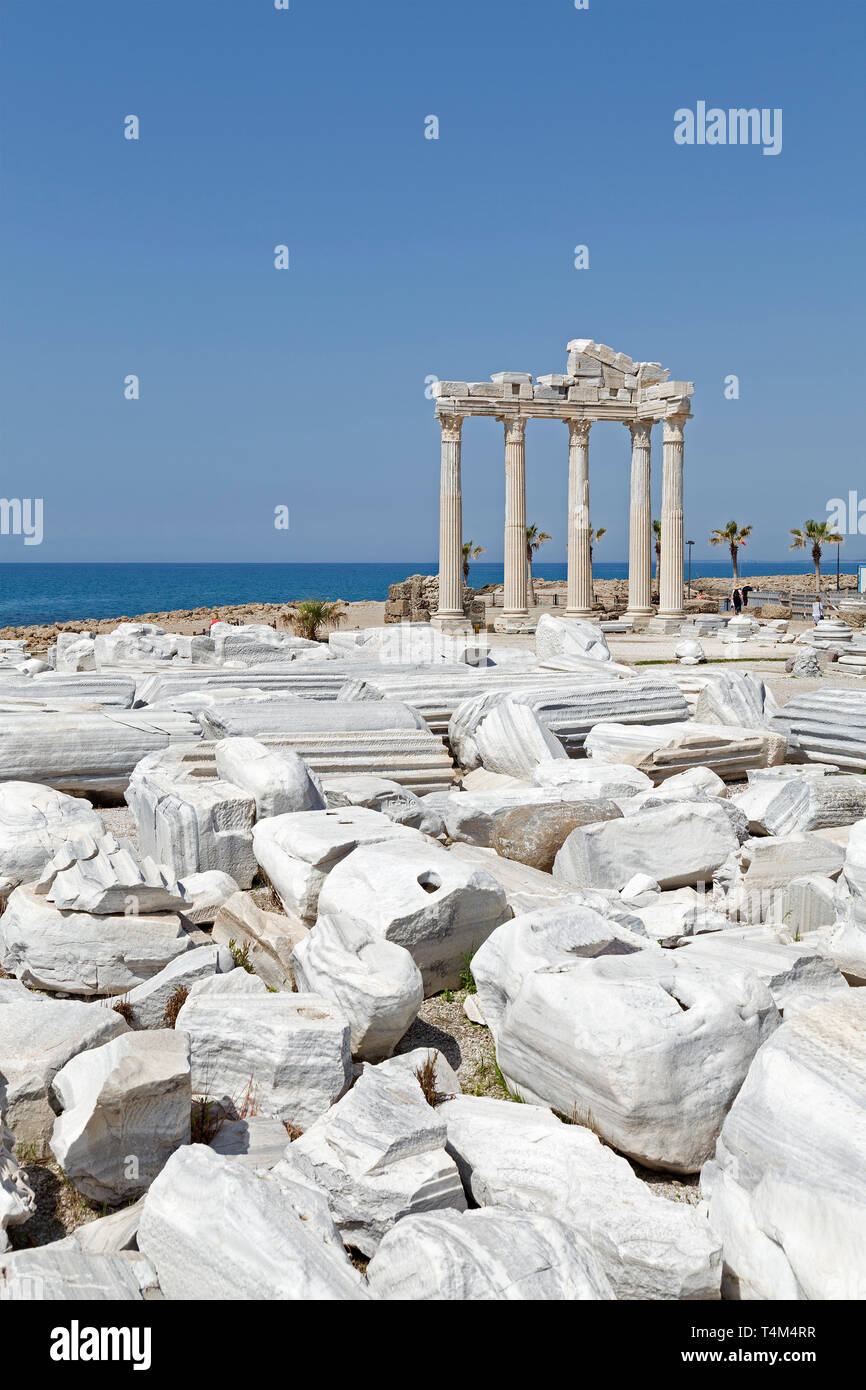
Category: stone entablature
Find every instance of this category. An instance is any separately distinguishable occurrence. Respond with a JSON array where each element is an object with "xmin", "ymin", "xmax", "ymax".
[
  {"xmin": 431, "ymin": 338, "xmax": 694, "ymax": 634},
  {"xmin": 432, "ymin": 340, "xmax": 693, "ymax": 425}
]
